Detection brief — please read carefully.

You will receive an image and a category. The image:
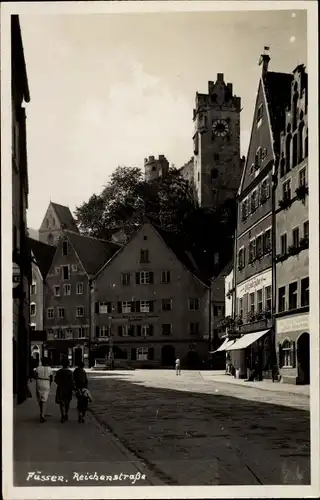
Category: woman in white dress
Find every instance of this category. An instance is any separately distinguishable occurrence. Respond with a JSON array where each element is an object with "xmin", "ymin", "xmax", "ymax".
[{"xmin": 34, "ymin": 357, "xmax": 53, "ymax": 422}]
